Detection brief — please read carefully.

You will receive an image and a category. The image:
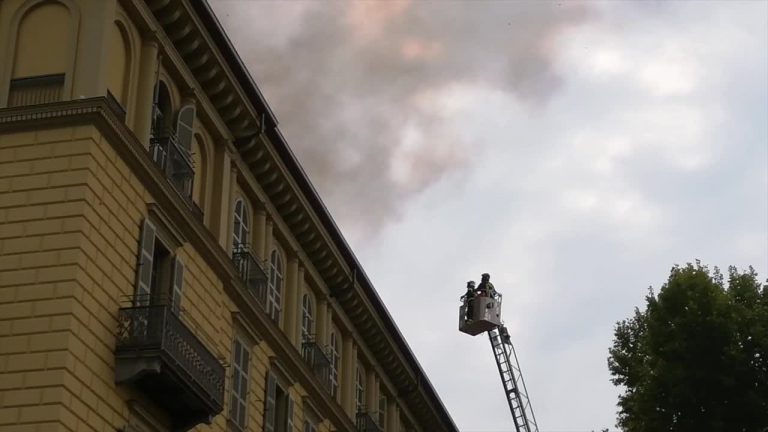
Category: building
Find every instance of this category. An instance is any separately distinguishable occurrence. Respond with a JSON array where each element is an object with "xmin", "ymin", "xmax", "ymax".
[{"xmin": 0, "ymin": 1, "xmax": 458, "ymax": 431}]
